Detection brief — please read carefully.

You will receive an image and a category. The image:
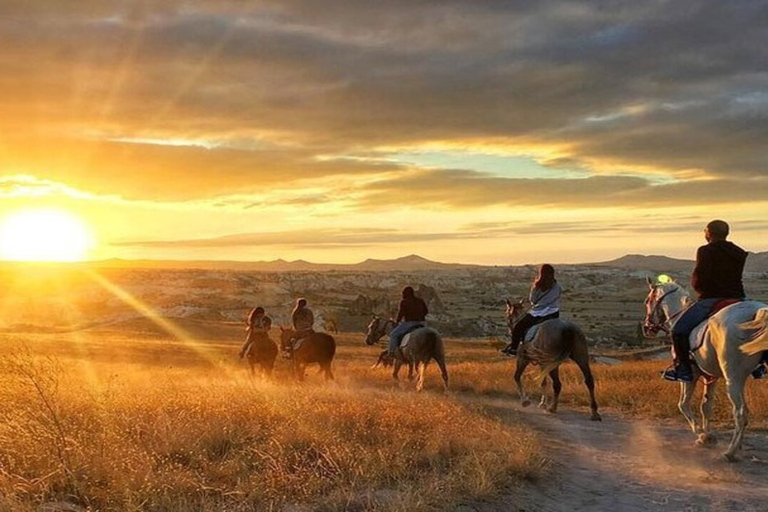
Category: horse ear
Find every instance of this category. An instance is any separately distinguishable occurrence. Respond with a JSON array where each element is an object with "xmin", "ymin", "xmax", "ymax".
[
  {"xmin": 505, "ymin": 298, "xmax": 511, "ymax": 307},
  {"xmin": 646, "ymin": 276, "xmax": 654, "ymax": 289}
]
